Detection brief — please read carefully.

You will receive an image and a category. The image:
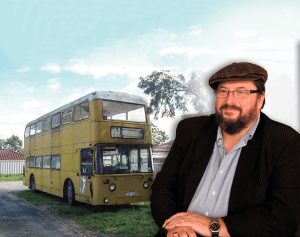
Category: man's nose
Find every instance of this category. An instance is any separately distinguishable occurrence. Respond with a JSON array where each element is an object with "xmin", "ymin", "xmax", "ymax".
[{"xmin": 225, "ymin": 91, "xmax": 235, "ymax": 103}]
